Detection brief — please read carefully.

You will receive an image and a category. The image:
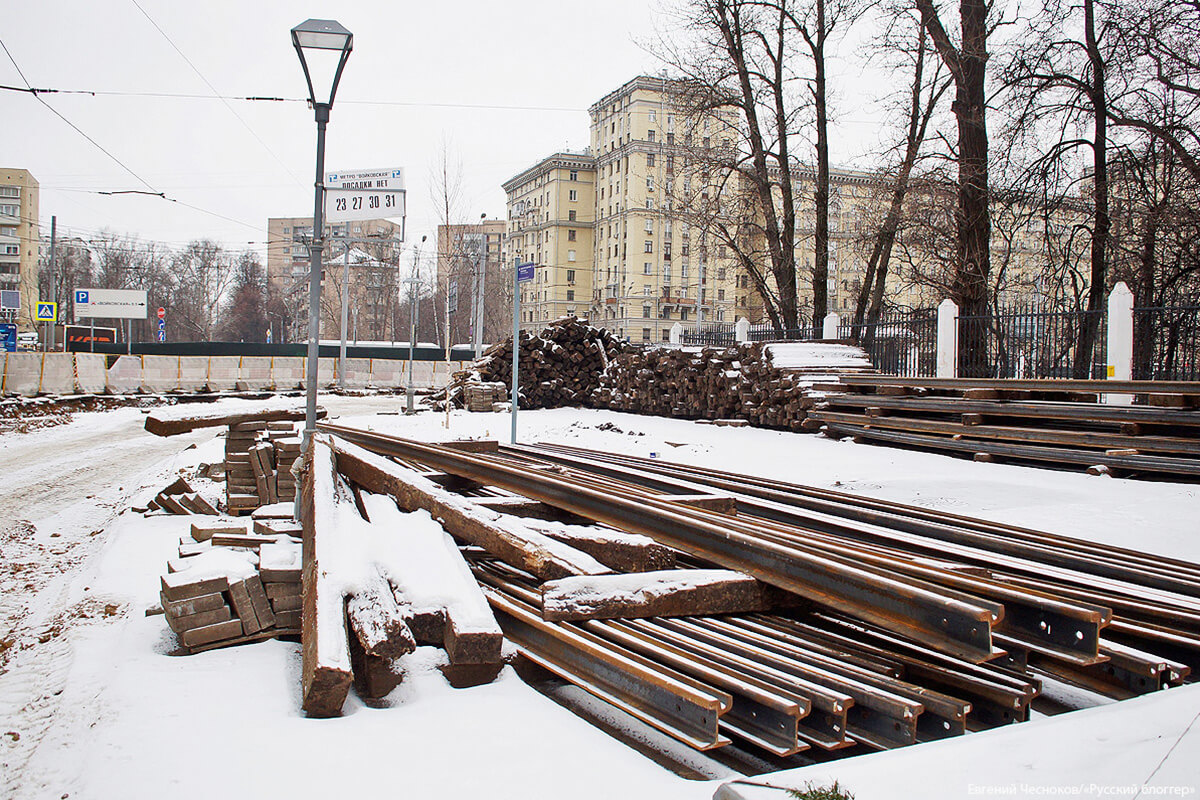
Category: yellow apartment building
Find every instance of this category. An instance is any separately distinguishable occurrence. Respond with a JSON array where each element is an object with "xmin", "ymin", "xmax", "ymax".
[{"xmin": 0, "ymin": 168, "xmax": 39, "ymax": 332}]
